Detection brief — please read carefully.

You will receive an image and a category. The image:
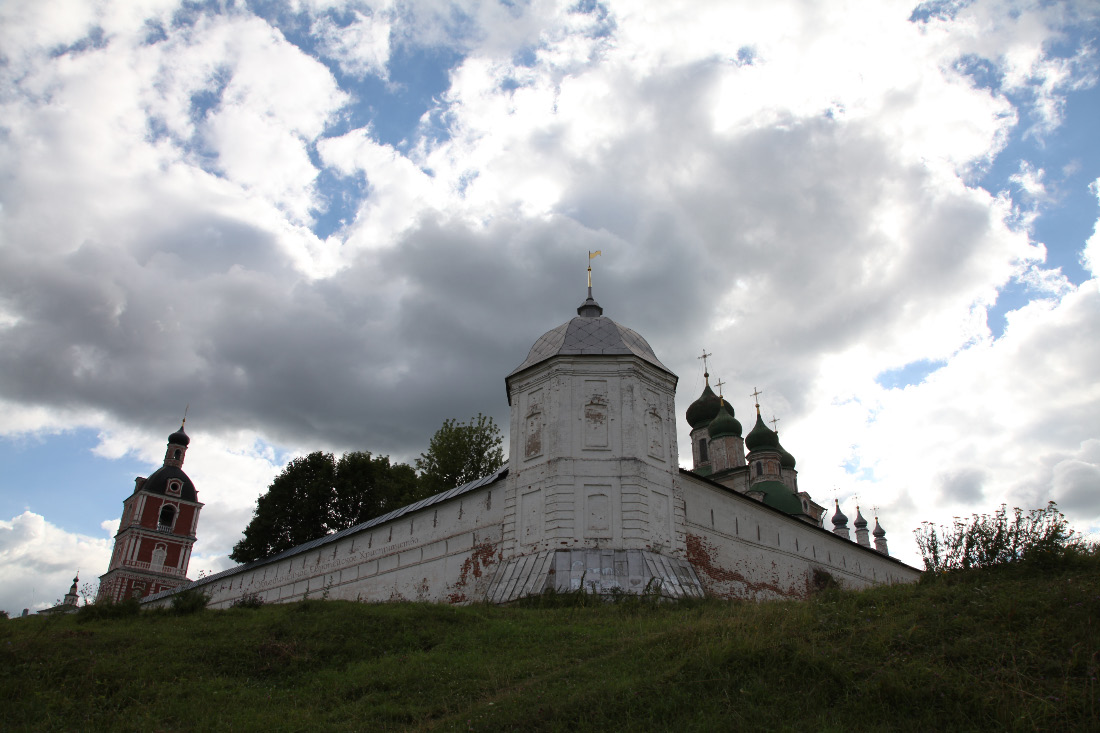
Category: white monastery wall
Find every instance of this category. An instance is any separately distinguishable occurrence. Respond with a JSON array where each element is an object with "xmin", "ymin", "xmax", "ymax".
[
  {"xmin": 679, "ymin": 473, "xmax": 919, "ymax": 599},
  {"xmin": 147, "ymin": 477, "xmax": 508, "ymax": 610}
]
